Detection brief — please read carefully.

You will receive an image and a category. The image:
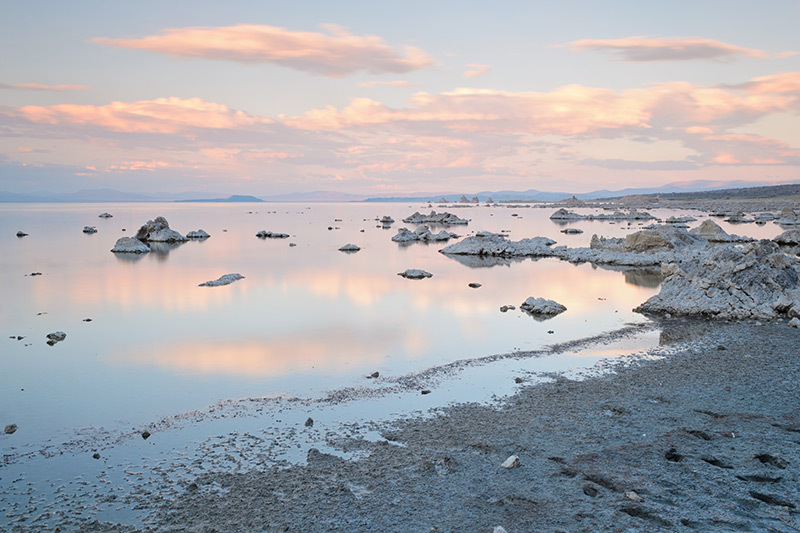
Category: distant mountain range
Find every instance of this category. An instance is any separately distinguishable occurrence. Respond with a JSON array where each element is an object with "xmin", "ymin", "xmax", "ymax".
[{"xmin": 1, "ymin": 179, "xmax": 797, "ymax": 203}]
